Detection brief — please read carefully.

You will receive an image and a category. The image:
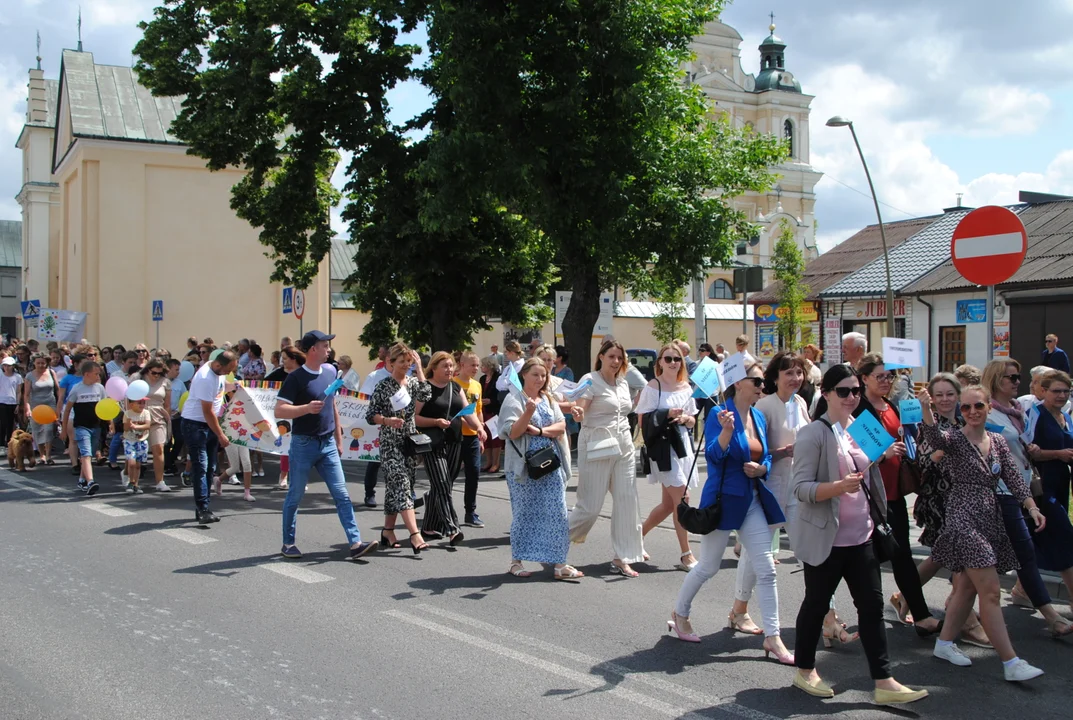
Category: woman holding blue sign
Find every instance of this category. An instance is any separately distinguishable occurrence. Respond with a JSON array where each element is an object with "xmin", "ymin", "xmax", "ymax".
[
  {"xmin": 669, "ymin": 362, "xmax": 794, "ymax": 666},
  {"xmin": 853, "ymin": 353, "xmax": 941, "ymax": 636},
  {"xmin": 917, "ymin": 384, "xmax": 1047, "ymax": 681},
  {"xmin": 789, "ymin": 364, "xmax": 928, "ymax": 705}
]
